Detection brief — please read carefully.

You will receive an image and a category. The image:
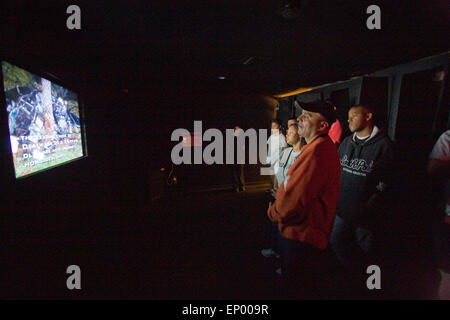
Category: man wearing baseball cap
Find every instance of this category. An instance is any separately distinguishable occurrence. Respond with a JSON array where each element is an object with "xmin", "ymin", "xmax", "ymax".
[{"xmin": 267, "ymin": 99, "xmax": 341, "ymax": 298}]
